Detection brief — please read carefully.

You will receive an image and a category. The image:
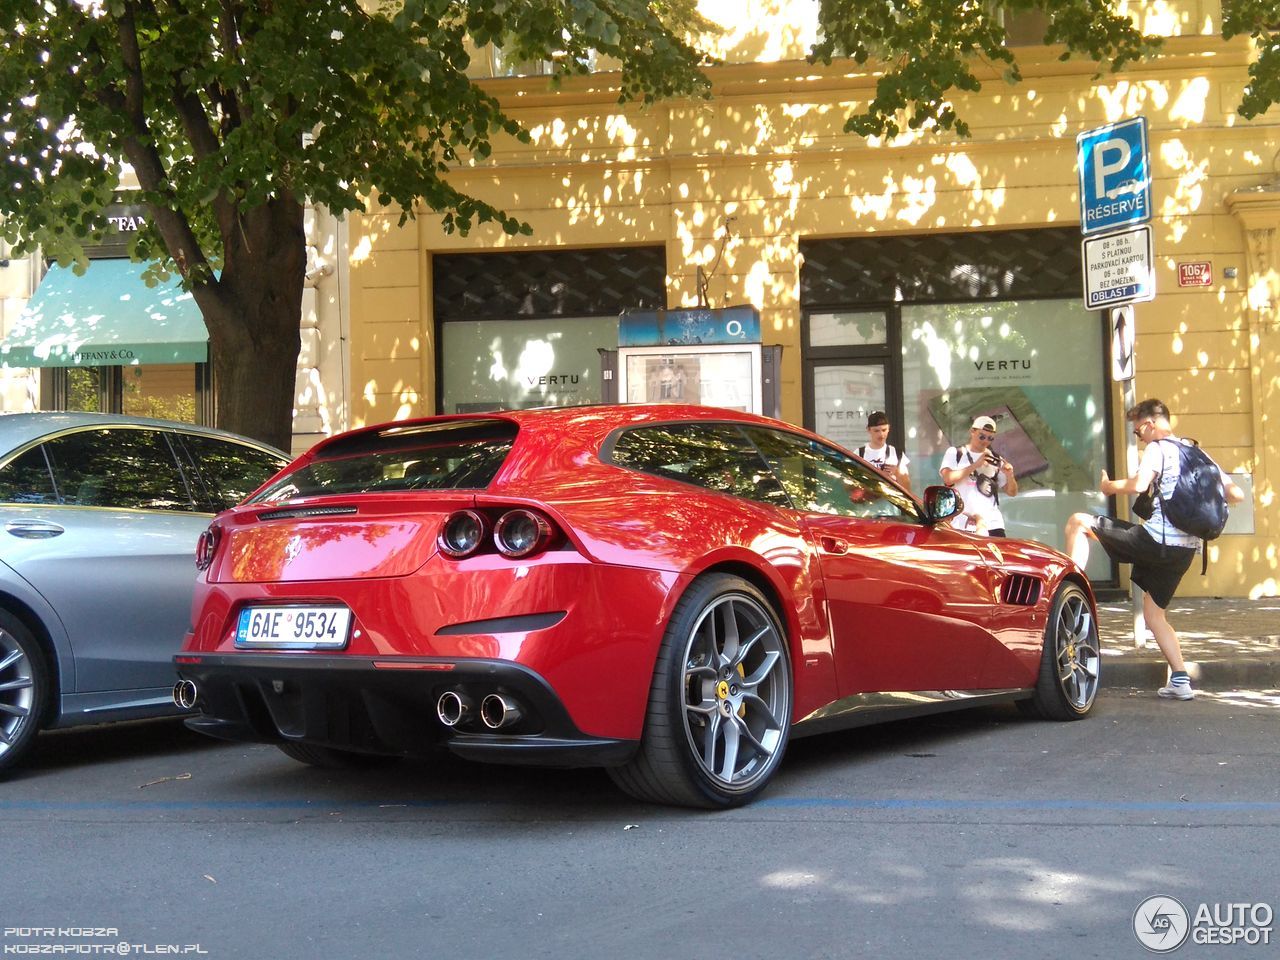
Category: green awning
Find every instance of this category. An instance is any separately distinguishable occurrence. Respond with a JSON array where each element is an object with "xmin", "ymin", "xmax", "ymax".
[{"xmin": 0, "ymin": 260, "xmax": 208, "ymax": 368}]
